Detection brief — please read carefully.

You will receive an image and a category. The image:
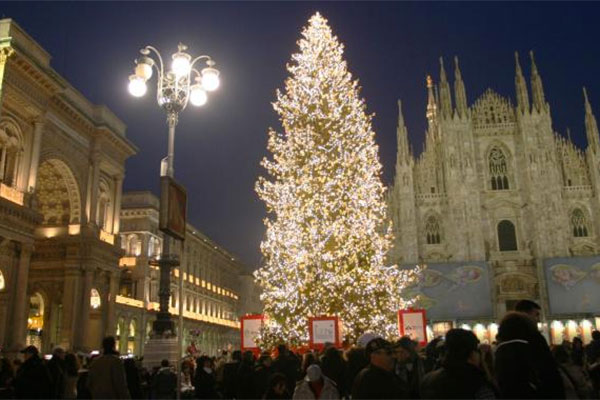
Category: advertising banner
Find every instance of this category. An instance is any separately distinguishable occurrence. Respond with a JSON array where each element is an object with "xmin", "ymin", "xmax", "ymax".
[
  {"xmin": 241, "ymin": 314, "xmax": 263, "ymax": 351},
  {"xmin": 398, "ymin": 309, "xmax": 427, "ymax": 346},
  {"xmin": 308, "ymin": 316, "xmax": 342, "ymax": 349}
]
